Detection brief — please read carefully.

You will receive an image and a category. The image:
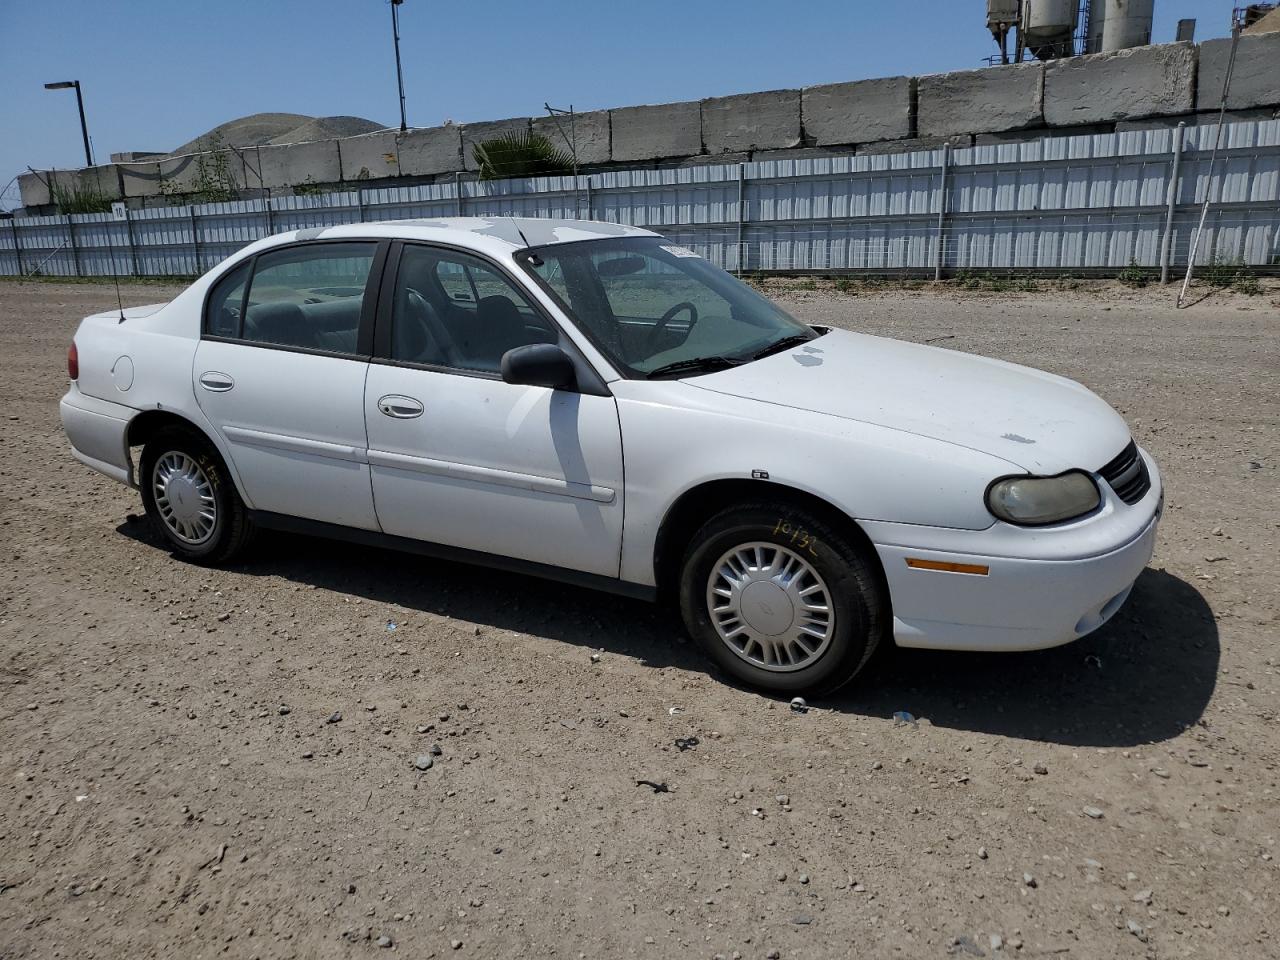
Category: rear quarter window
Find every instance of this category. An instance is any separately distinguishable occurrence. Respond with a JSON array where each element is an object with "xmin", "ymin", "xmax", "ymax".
[{"xmin": 205, "ymin": 261, "xmax": 250, "ymax": 337}]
